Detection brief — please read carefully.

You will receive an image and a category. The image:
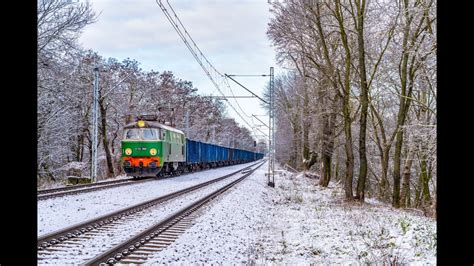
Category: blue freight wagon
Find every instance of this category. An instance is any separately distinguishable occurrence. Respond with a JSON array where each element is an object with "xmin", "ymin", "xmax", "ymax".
[
  {"xmin": 186, "ymin": 138, "xmax": 263, "ymax": 171},
  {"xmin": 186, "ymin": 139, "xmax": 200, "ymax": 164}
]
